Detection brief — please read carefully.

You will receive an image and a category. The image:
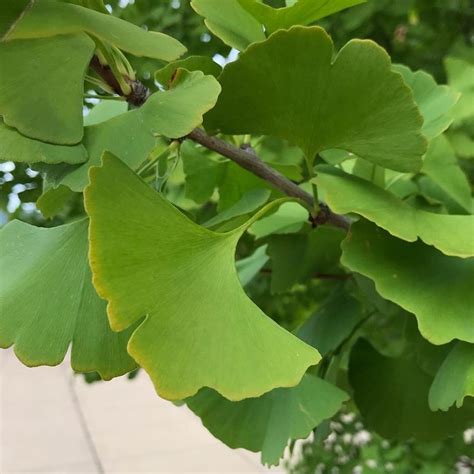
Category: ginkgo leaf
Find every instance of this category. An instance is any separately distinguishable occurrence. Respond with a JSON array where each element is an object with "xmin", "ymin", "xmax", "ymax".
[
  {"xmin": 315, "ymin": 166, "xmax": 474, "ymax": 258},
  {"xmin": 85, "ymin": 154, "xmax": 320, "ymax": 401},
  {"xmin": 349, "ymin": 339, "xmax": 474, "ymax": 441},
  {"xmin": 155, "ymin": 56, "xmax": 221, "ymax": 88},
  {"xmin": 0, "ymin": 34, "xmax": 94, "ymax": 144},
  {"xmin": 422, "ymin": 135, "xmax": 472, "ymax": 213},
  {"xmin": 0, "ymin": 218, "xmax": 137, "ymax": 379},
  {"xmin": 4, "ymin": 0, "xmax": 186, "ymax": 61},
  {"xmin": 238, "ymin": 0, "xmax": 366, "ymax": 34},
  {"xmin": 0, "ymin": 119, "xmax": 87, "ymax": 164},
  {"xmin": 40, "ymin": 70, "xmax": 221, "ymax": 191},
  {"xmin": 187, "ymin": 374, "xmax": 348, "ymax": 466},
  {"xmin": 429, "ymin": 342, "xmax": 474, "ymax": 411},
  {"xmin": 393, "ymin": 64, "xmax": 459, "ymax": 139},
  {"xmin": 191, "ymin": 0, "xmax": 364, "ymax": 50},
  {"xmin": 341, "ymin": 221, "xmax": 474, "ymax": 345},
  {"xmin": 191, "ymin": 0, "xmax": 265, "ymax": 51},
  {"xmin": 139, "ymin": 70, "xmax": 221, "ymax": 139},
  {"xmin": 36, "ymin": 184, "xmax": 78, "ymax": 219},
  {"xmin": 207, "ymin": 26, "xmax": 426, "ymax": 172}
]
